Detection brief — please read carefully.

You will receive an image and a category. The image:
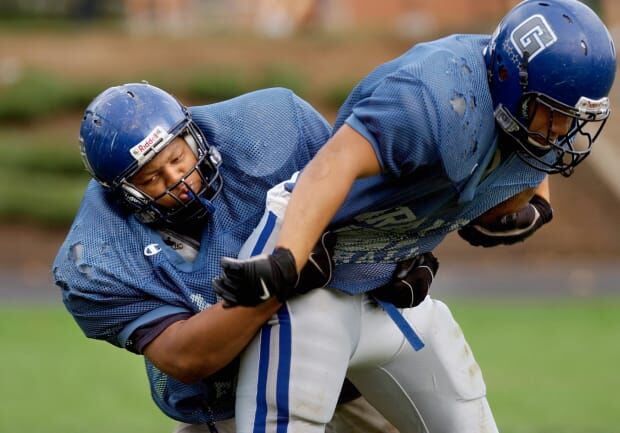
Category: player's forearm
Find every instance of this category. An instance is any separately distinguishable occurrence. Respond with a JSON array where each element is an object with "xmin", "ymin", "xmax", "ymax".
[
  {"xmin": 276, "ymin": 152, "xmax": 354, "ymax": 271},
  {"xmin": 277, "ymin": 125, "xmax": 381, "ymax": 270},
  {"xmin": 534, "ymin": 176, "xmax": 550, "ymax": 201},
  {"xmin": 144, "ymin": 299, "xmax": 281, "ymax": 383}
]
